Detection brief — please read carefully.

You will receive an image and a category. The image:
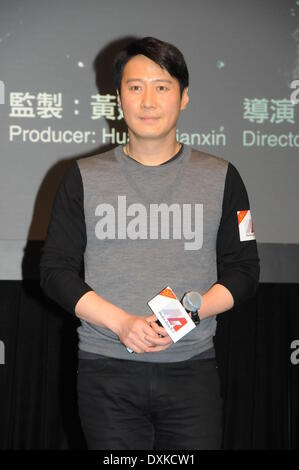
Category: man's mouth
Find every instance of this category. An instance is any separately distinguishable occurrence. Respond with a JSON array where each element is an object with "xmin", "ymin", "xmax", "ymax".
[{"xmin": 139, "ymin": 116, "xmax": 160, "ymax": 121}]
